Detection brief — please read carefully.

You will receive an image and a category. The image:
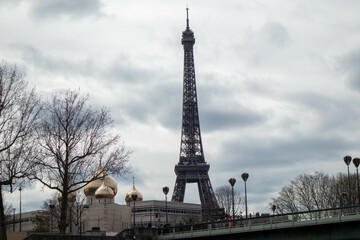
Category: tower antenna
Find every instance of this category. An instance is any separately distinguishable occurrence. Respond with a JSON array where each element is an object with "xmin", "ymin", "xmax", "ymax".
[{"xmin": 186, "ymin": 7, "xmax": 190, "ymax": 29}]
